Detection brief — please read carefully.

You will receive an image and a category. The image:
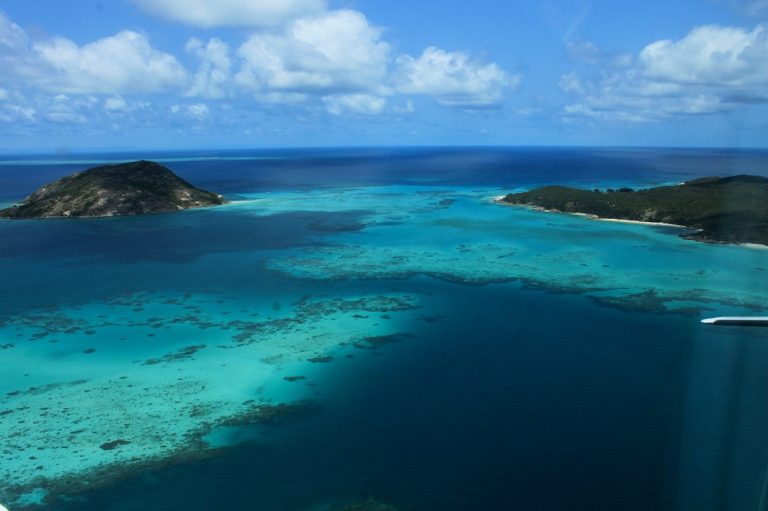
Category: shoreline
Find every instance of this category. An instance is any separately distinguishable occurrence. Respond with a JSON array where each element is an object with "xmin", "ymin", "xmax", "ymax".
[
  {"xmin": 740, "ymin": 242, "xmax": 768, "ymax": 251},
  {"xmin": 492, "ymin": 198, "xmax": 684, "ymax": 228},
  {"xmin": 493, "ymin": 198, "xmax": 768, "ymax": 249},
  {"xmin": 598, "ymin": 217, "xmax": 686, "ymax": 228}
]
